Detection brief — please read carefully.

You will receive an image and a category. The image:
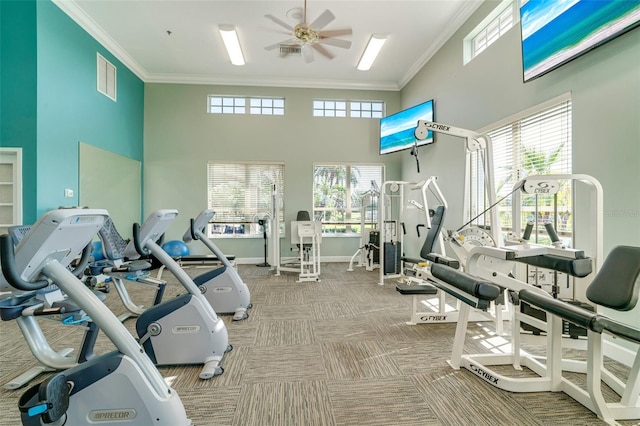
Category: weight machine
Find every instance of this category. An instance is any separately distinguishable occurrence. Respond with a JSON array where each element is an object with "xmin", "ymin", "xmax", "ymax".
[
  {"xmin": 394, "ymin": 176, "xmax": 503, "ymax": 324},
  {"xmin": 384, "ymin": 121, "xmax": 508, "ymax": 328},
  {"xmin": 268, "ymin": 186, "xmax": 322, "ymax": 282},
  {"xmin": 347, "ymin": 181, "xmax": 389, "ymax": 272},
  {"xmin": 414, "ymin": 120, "xmax": 502, "ymax": 263}
]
